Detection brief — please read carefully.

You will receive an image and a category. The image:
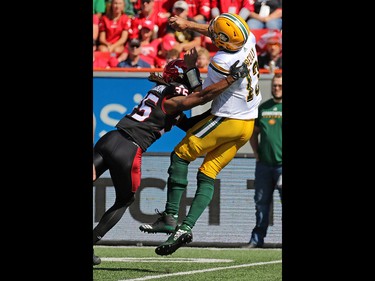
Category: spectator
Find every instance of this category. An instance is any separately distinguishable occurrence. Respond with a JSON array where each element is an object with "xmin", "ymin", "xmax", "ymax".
[
  {"xmin": 166, "ymin": 1, "xmax": 202, "ymax": 53},
  {"xmin": 93, "ymin": 14, "xmax": 100, "ymax": 51},
  {"xmin": 153, "ymin": 33, "xmax": 179, "ymax": 68},
  {"xmin": 94, "ymin": 0, "xmax": 107, "ymax": 18},
  {"xmin": 211, "ymin": 0, "xmax": 254, "ymax": 21},
  {"xmin": 196, "ymin": 47, "xmax": 210, "ymax": 69},
  {"xmin": 243, "ymin": 73, "xmax": 282, "ymax": 249},
  {"xmin": 106, "ymin": 0, "xmax": 136, "ymax": 17},
  {"xmin": 133, "ymin": 0, "xmax": 173, "ymax": 17},
  {"xmin": 117, "ymin": 20, "xmax": 157, "ymax": 67},
  {"xmin": 130, "ymin": 0, "xmax": 159, "ymax": 39},
  {"xmin": 132, "ymin": 0, "xmax": 173, "ymax": 37},
  {"xmin": 241, "ymin": 0, "xmax": 282, "ymax": 31},
  {"xmin": 117, "ymin": 38, "xmax": 153, "ymax": 68},
  {"xmin": 93, "ymin": 51, "xmax": 119, "ymax": 68},
  {"xmin": 183, "ymin": 0, "xmax": 211, "ymax": 24},
  {"xmin": 257, "ymin": 32, "xmax": 282, "ymax": 72},
  {"xmin": 98, "ymin": 0, "xmax": 132, "ymax": 54},
  {"xmin": 166, "ymin": 48, "xmax": 181, "ymax": 63}
]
